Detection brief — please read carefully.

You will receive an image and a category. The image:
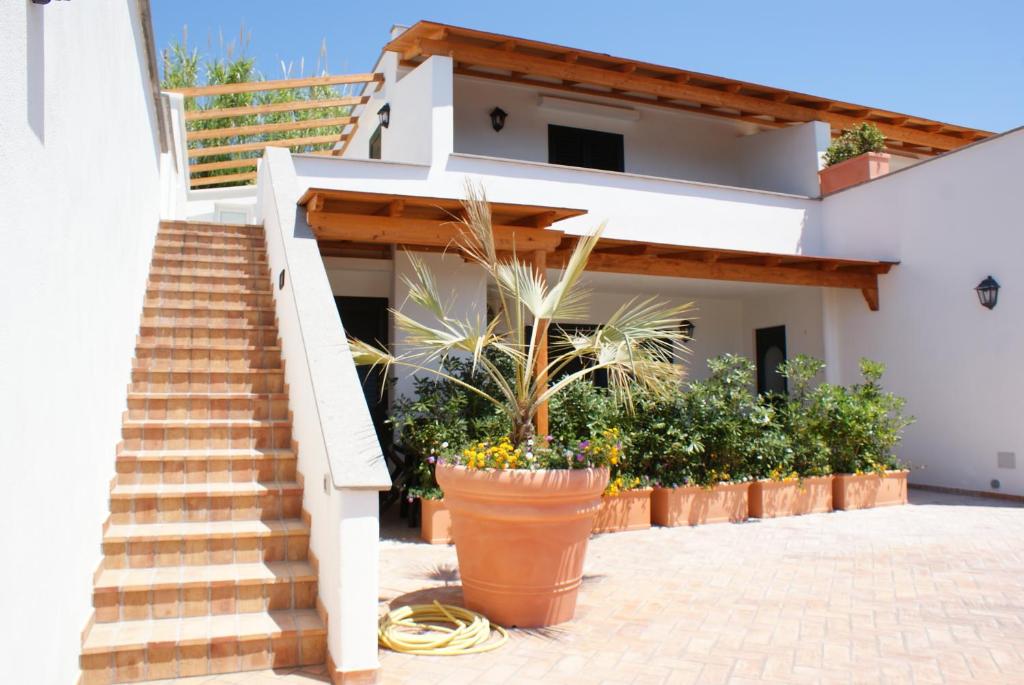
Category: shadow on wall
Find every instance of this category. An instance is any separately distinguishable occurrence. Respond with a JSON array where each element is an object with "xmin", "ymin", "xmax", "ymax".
[{"xmin": 26, "ymin": 4, "xmax": 44, "ymax": 142}]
